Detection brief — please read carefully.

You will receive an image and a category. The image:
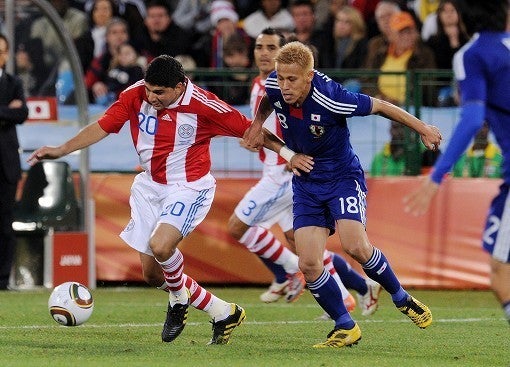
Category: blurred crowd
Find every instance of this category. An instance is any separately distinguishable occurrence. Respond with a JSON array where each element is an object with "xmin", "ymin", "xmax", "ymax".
[{"xmin": 0, "ymin": 0, "xmax": 505, "ymax": 106}]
